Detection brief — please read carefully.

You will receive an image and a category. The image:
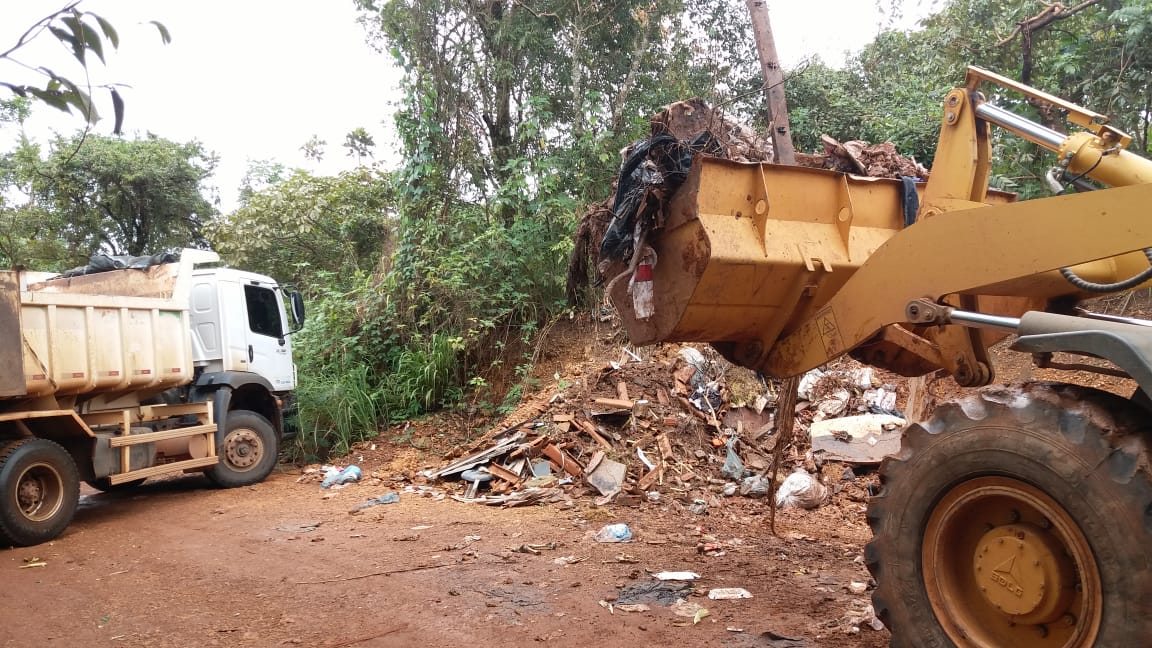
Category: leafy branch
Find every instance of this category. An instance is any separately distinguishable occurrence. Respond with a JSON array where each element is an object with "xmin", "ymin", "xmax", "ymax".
[{"xmin": 0, "ymin": 1, "xmax": 170, "ymax": 133}]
